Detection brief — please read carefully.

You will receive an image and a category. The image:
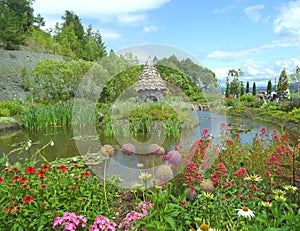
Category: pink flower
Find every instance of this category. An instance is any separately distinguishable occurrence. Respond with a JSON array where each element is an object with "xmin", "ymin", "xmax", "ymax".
[
  {"xmin": 234, "ymin": 167, "xmax": 248, "ymax": 178},
  {"xmin": 222, "ymin": 196, "xmax": 227, "ymax": 201},
  {"xmin": 237, "ymin": 194, "xmax": 242, "ymax": 199}
]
